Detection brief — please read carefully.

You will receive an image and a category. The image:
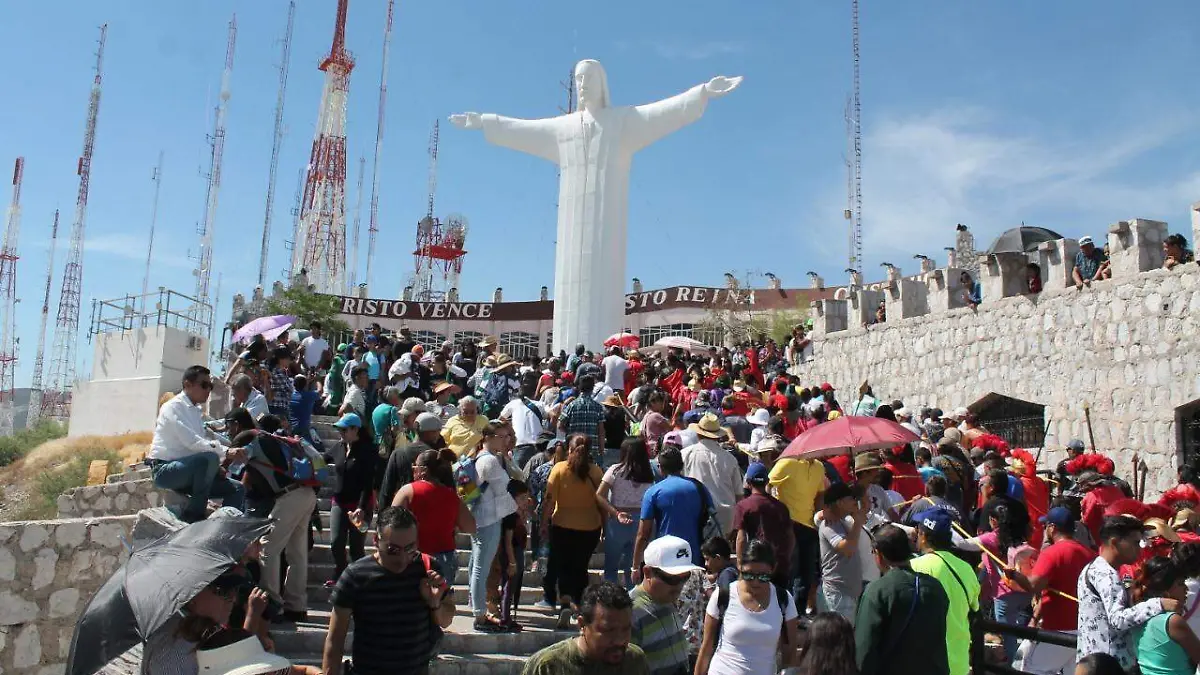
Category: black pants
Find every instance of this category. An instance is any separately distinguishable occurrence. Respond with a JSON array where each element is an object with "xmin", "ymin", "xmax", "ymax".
[
  {"xmin": 513, "ymin": 444, "xmax": 537, "ymax": 476},
  {"xmin": 790, "ymin": 522, "xmax": 820, "ymax": 610},
  {"xmin": 329, "ymin": 502, "xmax": 369, "ymax": 581},
  {"xmin": 545, "ymin": 525, "xmax": 601, "ymax": 608}
]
